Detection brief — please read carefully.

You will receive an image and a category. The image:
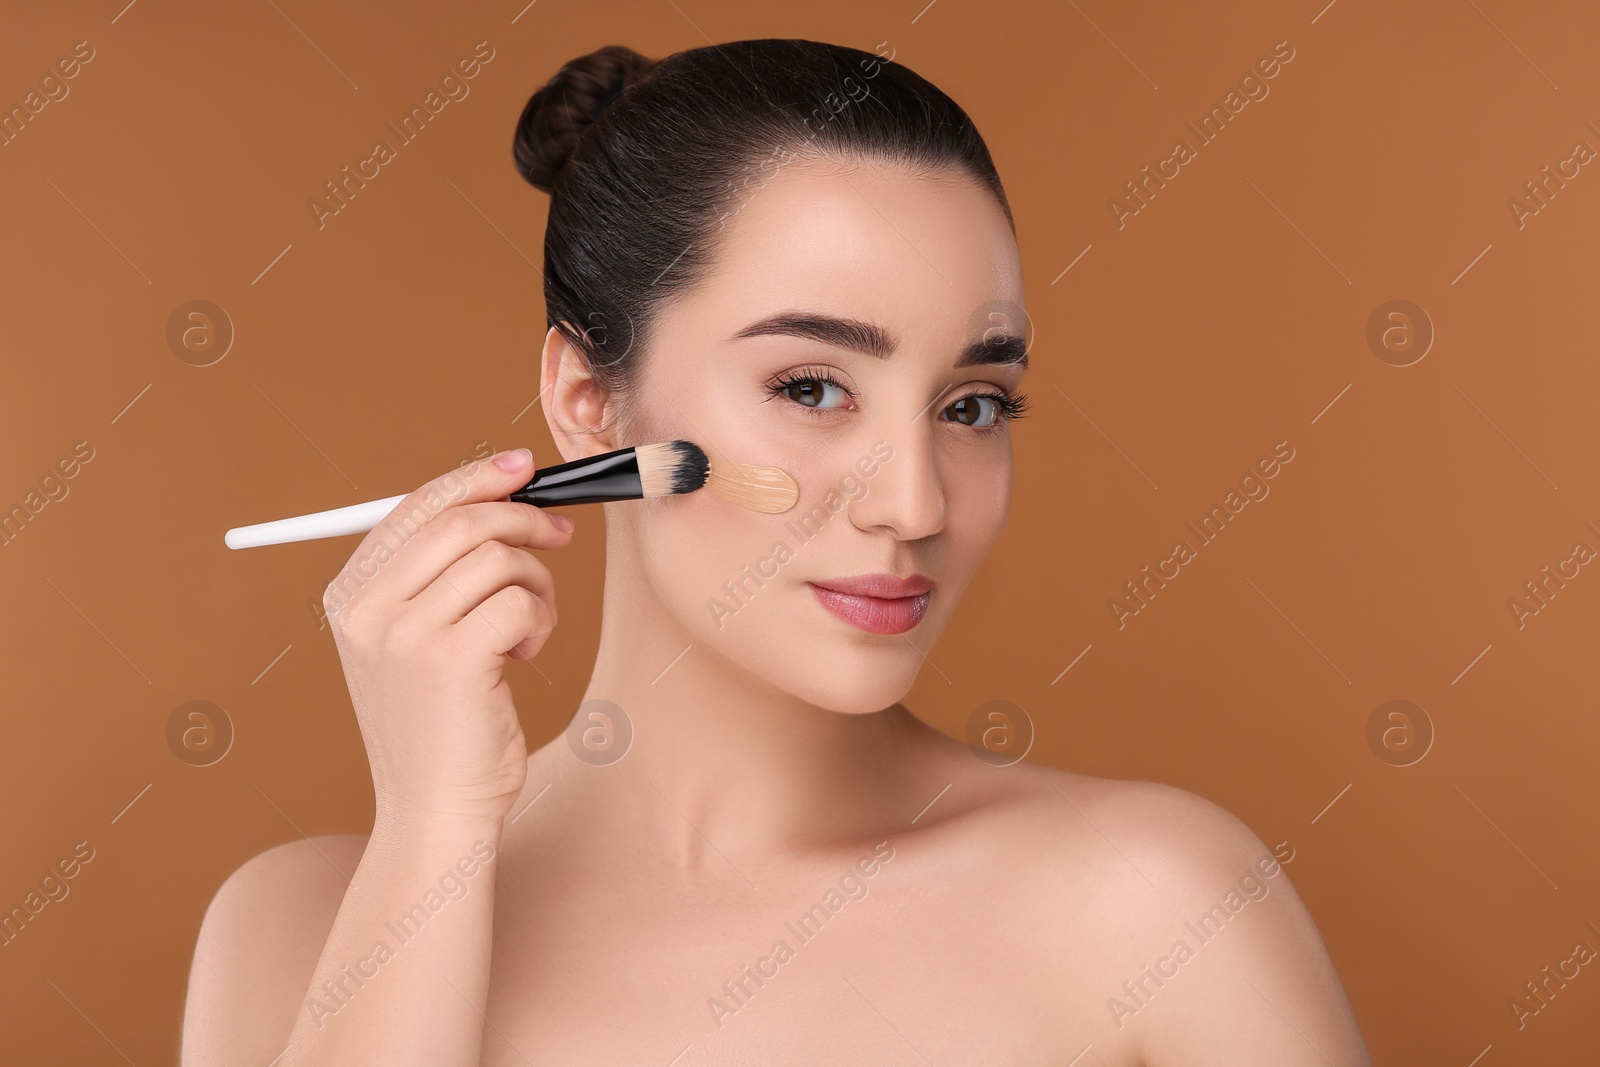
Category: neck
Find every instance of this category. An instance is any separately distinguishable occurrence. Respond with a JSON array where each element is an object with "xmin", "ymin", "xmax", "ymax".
[{"xmin": 569, "ymin": 537, "xmax": 934, "ymax": 870}]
